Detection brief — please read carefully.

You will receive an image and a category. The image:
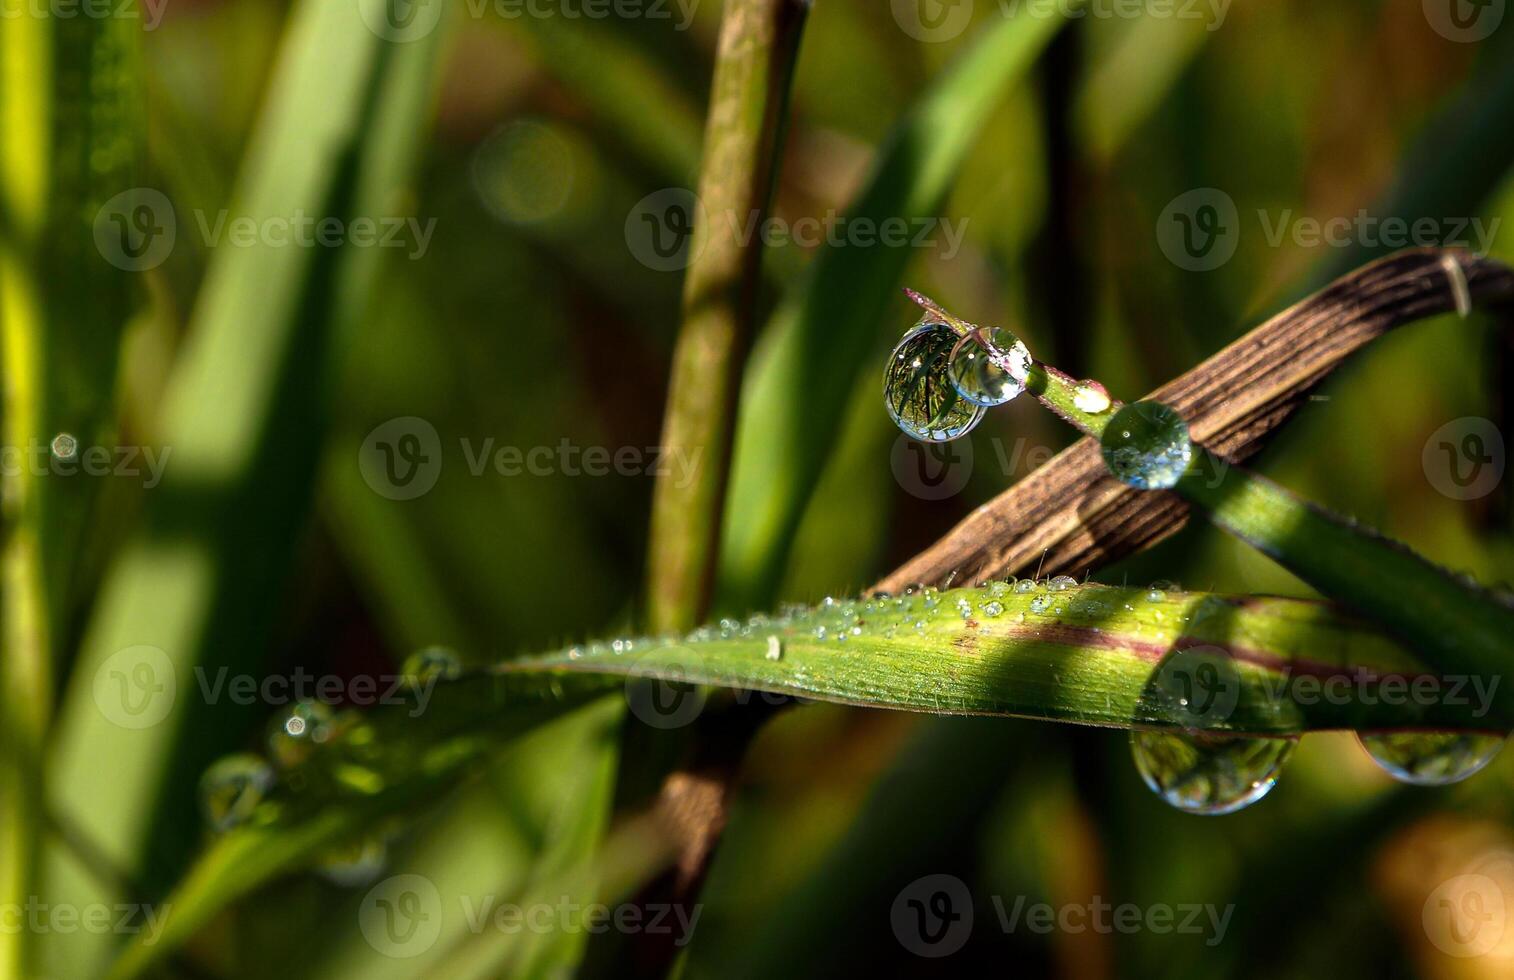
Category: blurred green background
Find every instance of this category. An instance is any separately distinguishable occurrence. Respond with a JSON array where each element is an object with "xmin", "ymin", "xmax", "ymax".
[{"xmin": 8, "ymin": 0, "xmax": 1514, "ymax": 977}]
